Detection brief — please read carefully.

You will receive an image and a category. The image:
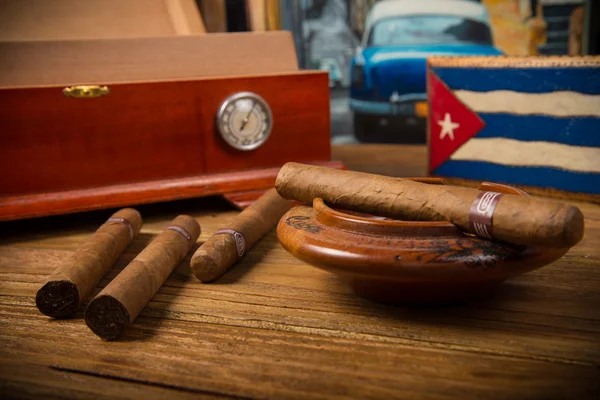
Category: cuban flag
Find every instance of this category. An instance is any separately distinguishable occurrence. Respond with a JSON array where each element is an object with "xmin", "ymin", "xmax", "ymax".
[{"xmin": 427, "ymin": 58, "xmax": 600, "ymax": 196}]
